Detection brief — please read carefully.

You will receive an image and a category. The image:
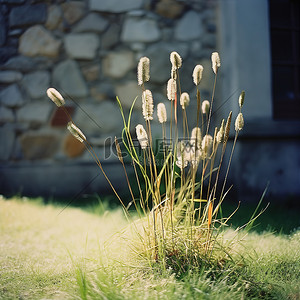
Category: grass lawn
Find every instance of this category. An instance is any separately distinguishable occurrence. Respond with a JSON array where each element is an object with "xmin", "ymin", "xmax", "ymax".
[{"xmin": 1, "ymin": 196, "xmax": 300, "ymax": 299}]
